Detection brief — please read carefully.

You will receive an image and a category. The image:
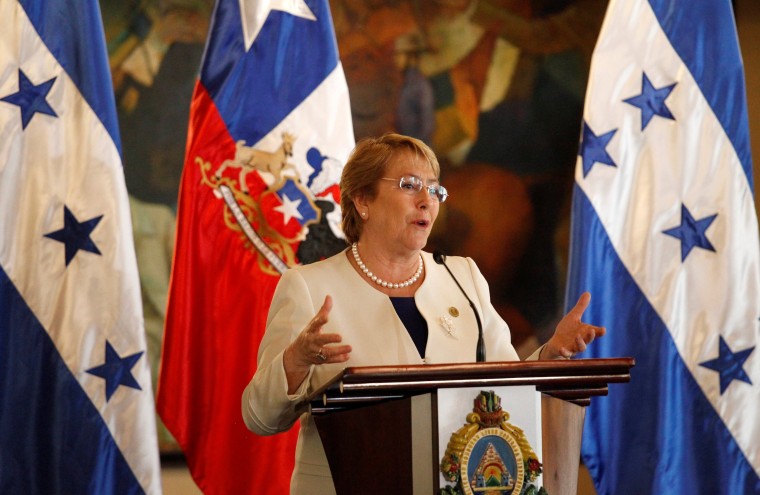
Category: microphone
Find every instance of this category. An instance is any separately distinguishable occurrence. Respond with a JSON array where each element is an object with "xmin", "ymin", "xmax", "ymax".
[{"xmin": 433, "ymin": 250, "xmax": 485, "ymax": 362}]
